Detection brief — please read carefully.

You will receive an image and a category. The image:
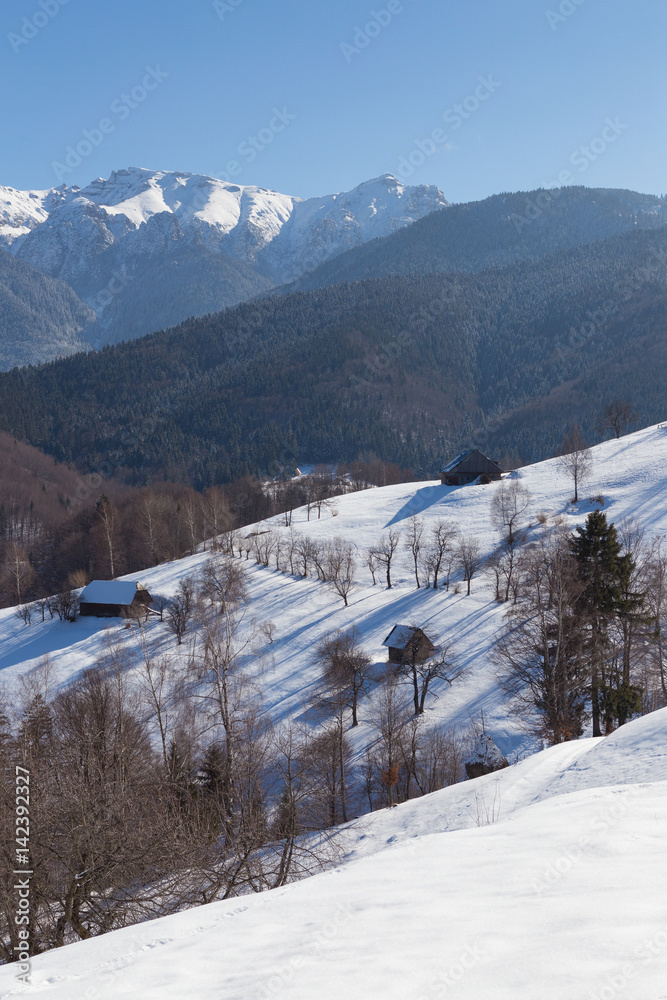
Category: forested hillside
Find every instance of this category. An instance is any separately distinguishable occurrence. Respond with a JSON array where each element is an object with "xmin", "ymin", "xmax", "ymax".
[
  {"xmin": 286, "ymin": 186, "xmax": 667, "ymax": 292},
  {"xmin": 0, "ymin": 250, "xmax": 94, "ymax": 368},
  {"xmin": 0, "ymin": 223, "xmax": 666, "ymax": 485}
]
